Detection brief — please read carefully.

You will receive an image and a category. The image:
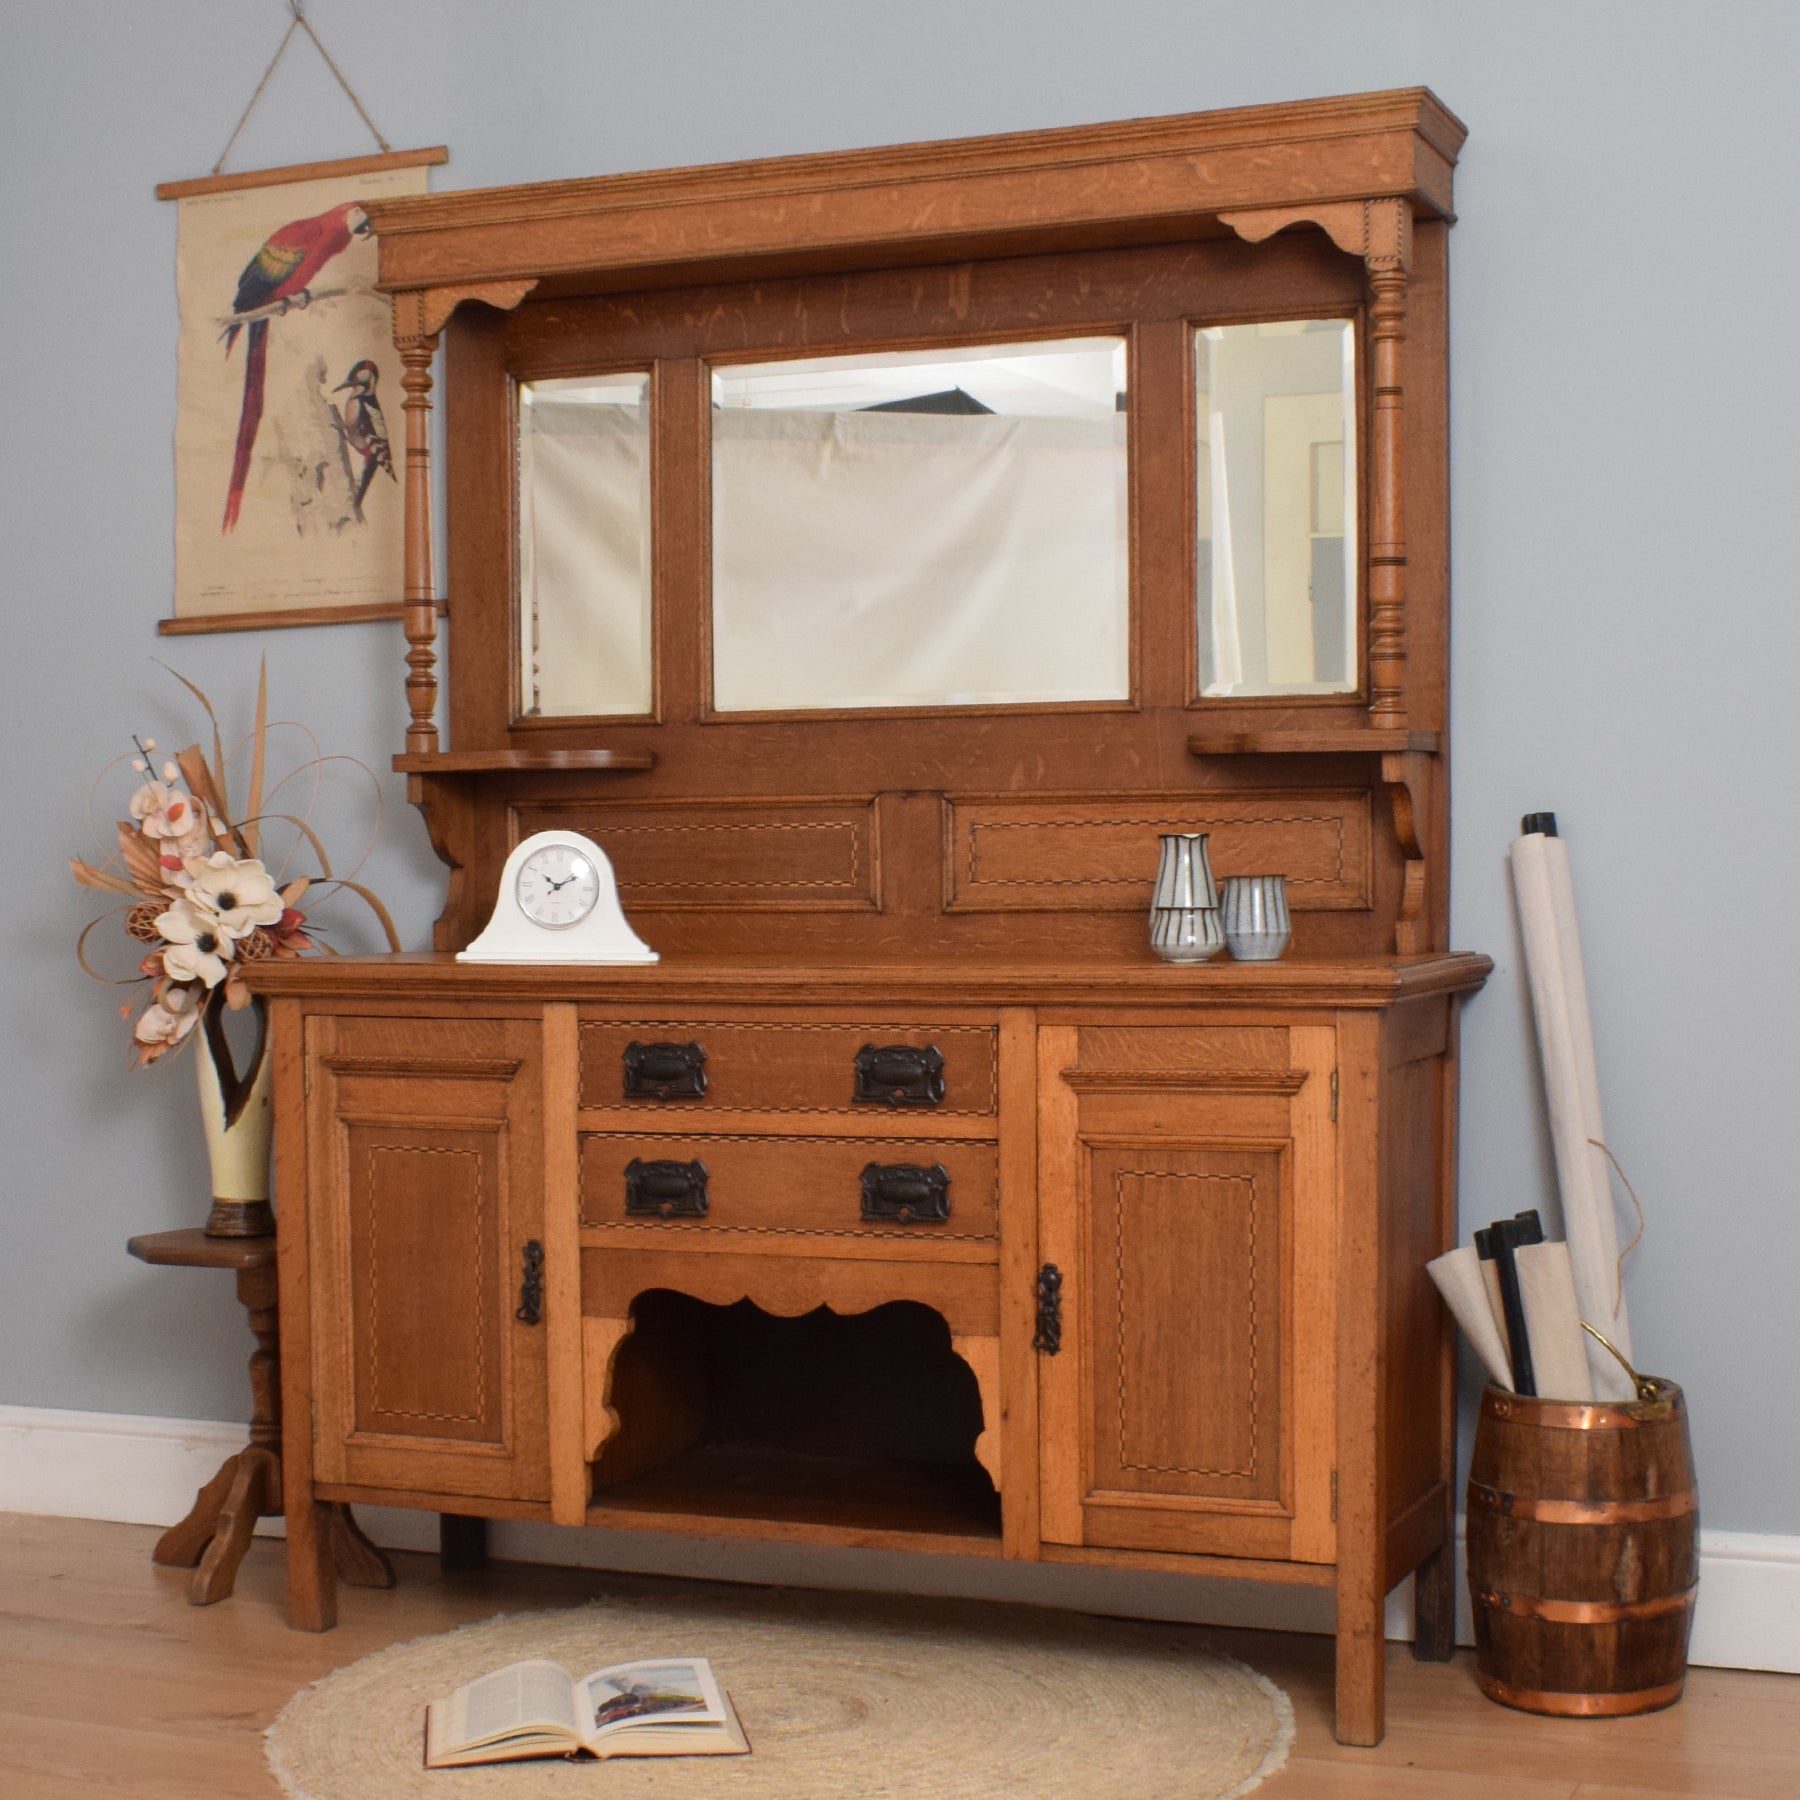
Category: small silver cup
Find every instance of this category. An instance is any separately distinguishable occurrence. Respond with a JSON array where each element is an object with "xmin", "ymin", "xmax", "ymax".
[{"xmin": 1220, "ymin": 874, "xmax": 1291, "ymax": 961}]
